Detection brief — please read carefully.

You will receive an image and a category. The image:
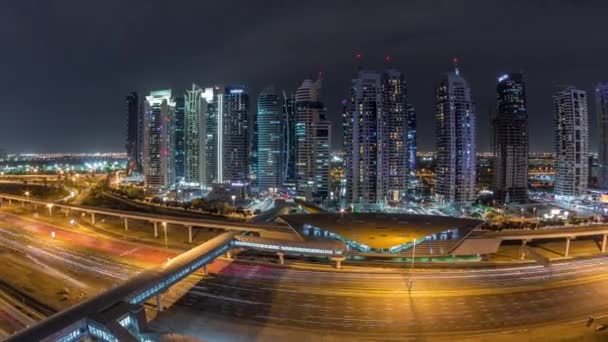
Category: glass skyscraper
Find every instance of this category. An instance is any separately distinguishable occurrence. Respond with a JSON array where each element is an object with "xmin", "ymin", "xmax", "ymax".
[
  {"xmin": 492, "ymin": 73, "xmax": 528, "ymax": 203},
  {"xmin": 143, "ymin": 90, "xmax": 175, "ymax": 192},
  {"xmin": 221, "ymin": 85, "xmax": 249, "ymax": 184},
  {"xmin": 597, "ymin": 82, "xmax": 608, "ymax": 189},
  {"xmin": 173, "ymin": 96, "xmax": 186, "ymax": 183},
  {"xmin": 256, "ymin": 86, "xmax": 283, "ymax": 192}
]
